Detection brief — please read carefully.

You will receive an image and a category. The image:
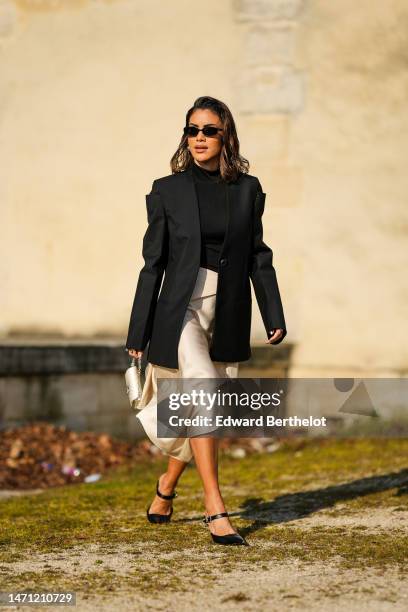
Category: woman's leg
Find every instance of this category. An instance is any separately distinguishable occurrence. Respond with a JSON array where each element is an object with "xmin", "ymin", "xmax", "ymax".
[
  {"xmin": 190, "ymin": 437, "xmax": 237, "ymax": 536},
  {"xmin": 148, "ymin": 456, "xmax": 188, "ymax": 515},
  {"xmin": 175, "ymin": 270, "xmax": 236, "ymax": 534}
]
